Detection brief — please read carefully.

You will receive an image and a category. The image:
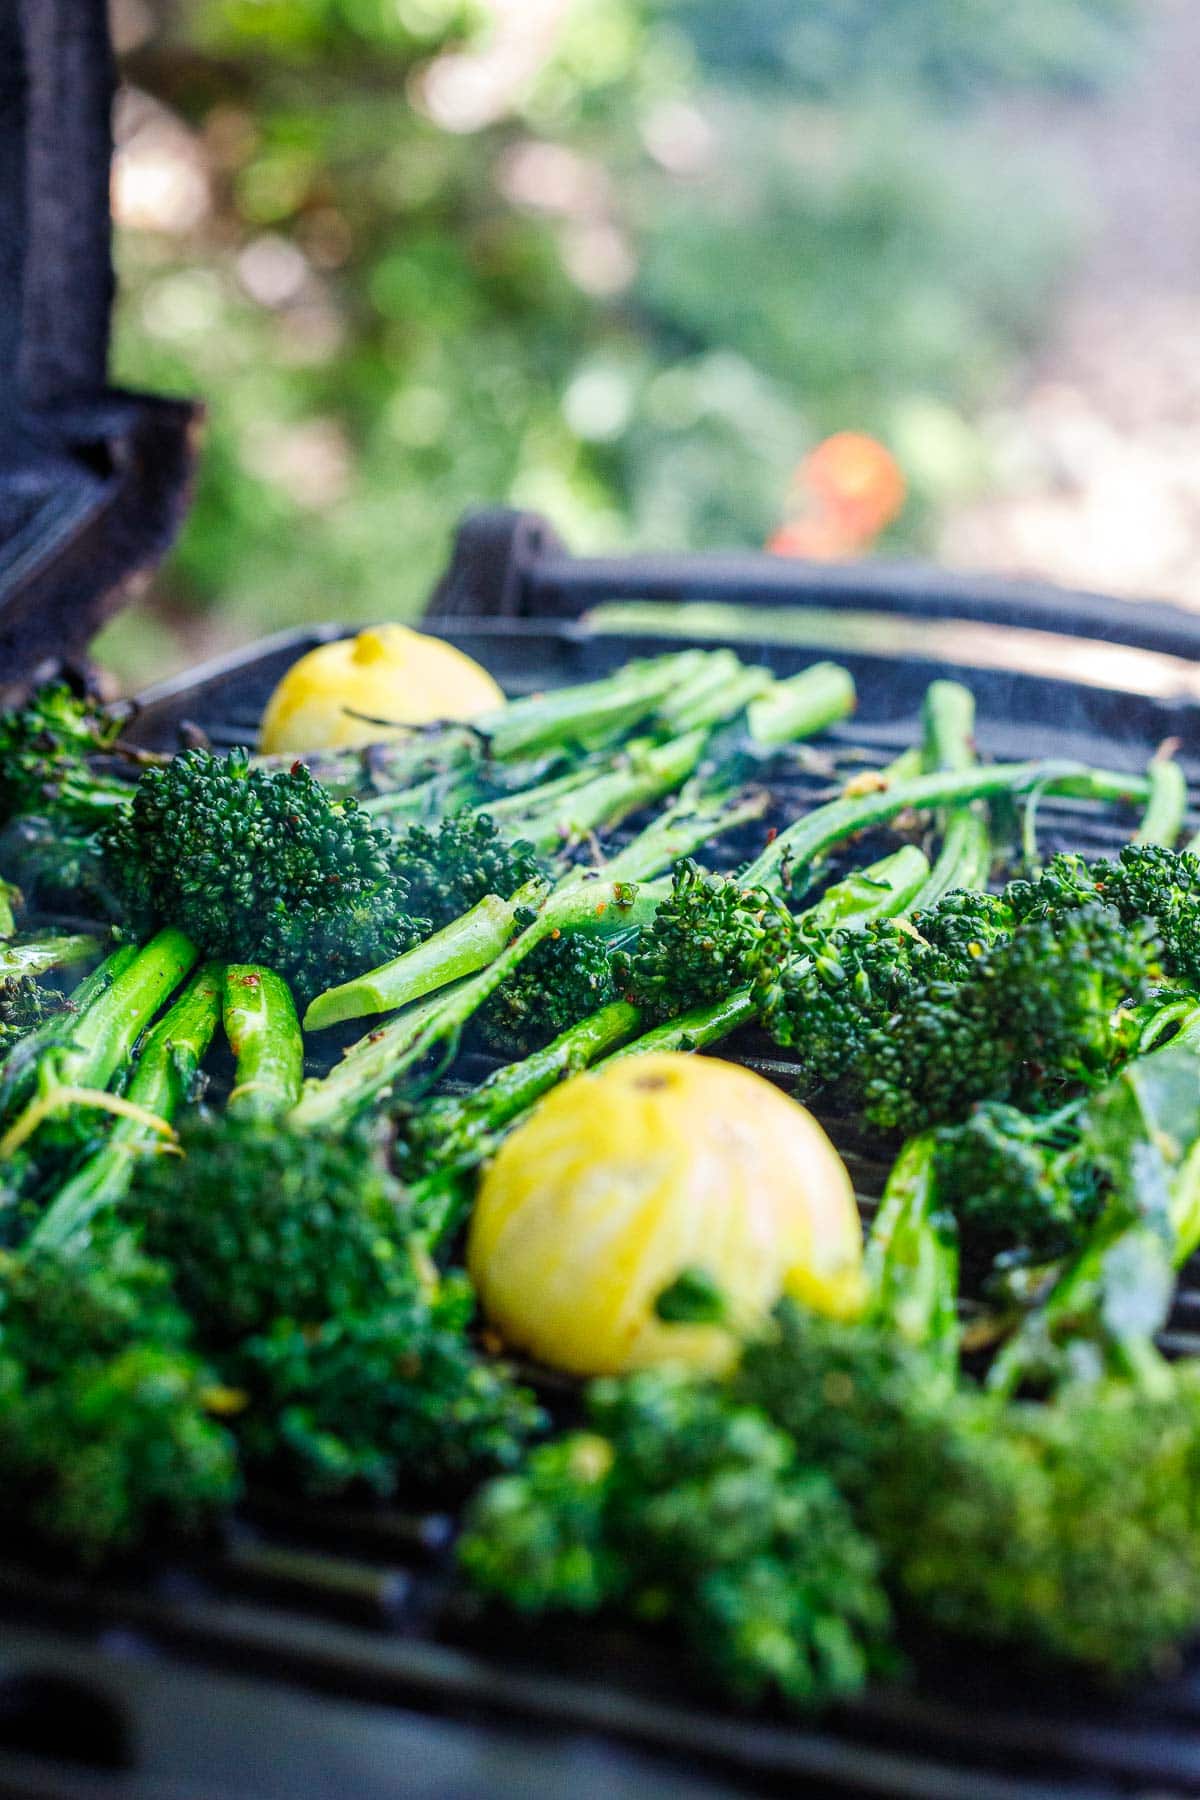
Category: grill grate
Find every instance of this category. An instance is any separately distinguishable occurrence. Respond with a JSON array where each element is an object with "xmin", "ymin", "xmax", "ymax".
[{"xmin": 9, "ymin": 590, "xmax": 1200, "ymax": 1797}]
